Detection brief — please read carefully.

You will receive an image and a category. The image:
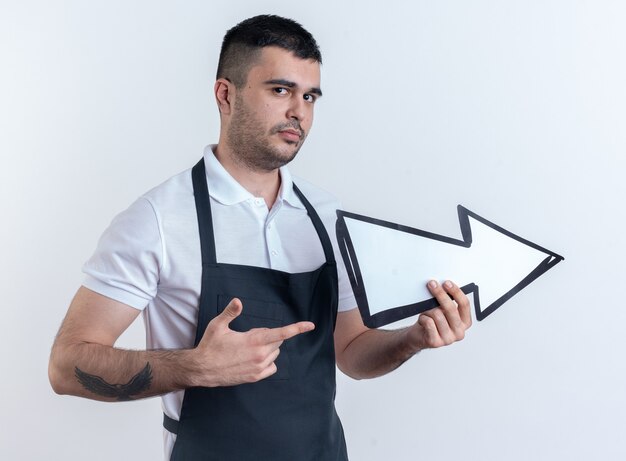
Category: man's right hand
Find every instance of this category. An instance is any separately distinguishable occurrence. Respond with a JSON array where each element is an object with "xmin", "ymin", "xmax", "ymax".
[
  {"xmin": 49, "ymin": 289, "xmax": 313, "ymax": 401},
  {"xmin": 190, "ymin": 298, "xmax": 315, "ymax": 387}
]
